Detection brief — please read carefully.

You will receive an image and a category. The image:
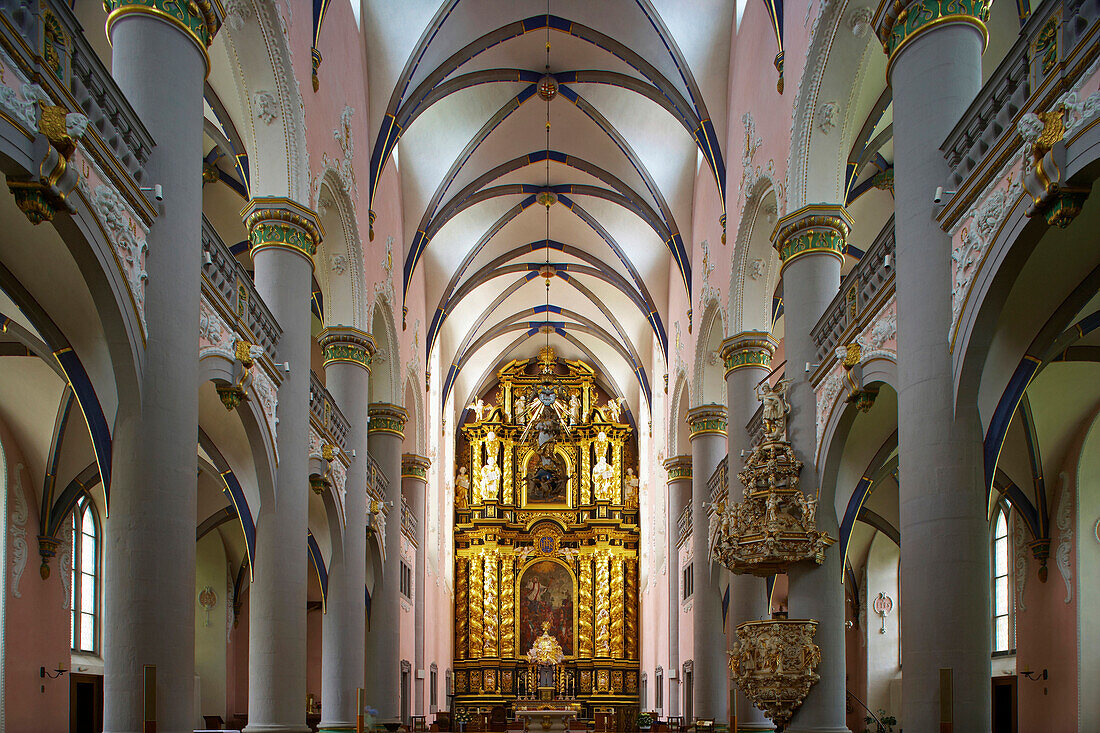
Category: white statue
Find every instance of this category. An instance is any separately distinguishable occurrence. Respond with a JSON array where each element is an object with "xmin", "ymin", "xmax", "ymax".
[
  {"xmin": 568, "ymin": 390, "xmax": 580, "ymax": 425},
  {"xmin": 625, "ymin": 467, "xmax": 640, "ymax": 509},
  {"xmin": 468, "ymin": 398, "xmax": 487, "ymax": 421},
  {"xmin": 756, "ymin": 378, "xmax": 792, "ymax": 442},
  {"xmin": 515, "ymin": 394, "xmax": 527, "ymax": 424},
  {"xmin": 605, "ymin": 396, "xmax": 625, "ymax": 423},
  {"xmin": 707, "ymin": 499, "xmax": 727, "ymax": 564},
  {"xmin": 592, "ymin": 431, "xmax": 615, "ymax": 502},
  {"xmin": 479, "ymin": 431, "xmax": 501, "ymax": 501},
  {"xmin": 455, "ymin": 466, "xmax": 470, "ymax": 508}
]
